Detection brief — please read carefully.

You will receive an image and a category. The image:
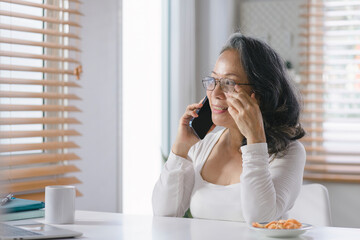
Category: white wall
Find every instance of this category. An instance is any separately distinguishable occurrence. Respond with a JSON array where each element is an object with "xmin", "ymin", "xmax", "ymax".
[
  {"xmin": 306, "ymin": 181, "xmax": 360, "ymax": 228},
  {"xmin": 195, "ymin": 0, "xmax": 237, "ymax": 99},
  {"xmin": 69, "ymin": 0, "xmax": 121, "ymax": 212}
]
